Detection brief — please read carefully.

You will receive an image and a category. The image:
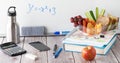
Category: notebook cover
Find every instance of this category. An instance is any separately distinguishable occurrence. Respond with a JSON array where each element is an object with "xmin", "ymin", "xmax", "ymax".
[{"xmin": 29, "ymin": 41, "xmax": 50, "ymax": 51}]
